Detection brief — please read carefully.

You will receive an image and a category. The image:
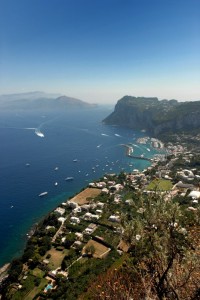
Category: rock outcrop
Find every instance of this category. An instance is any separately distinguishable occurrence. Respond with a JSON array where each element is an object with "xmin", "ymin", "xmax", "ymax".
[{"xmin": 103, "ymin": 96, "xmax": 200, "ymax": 135}]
